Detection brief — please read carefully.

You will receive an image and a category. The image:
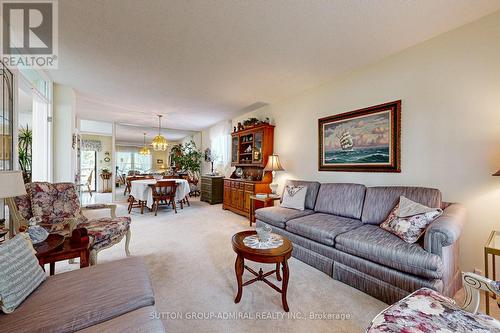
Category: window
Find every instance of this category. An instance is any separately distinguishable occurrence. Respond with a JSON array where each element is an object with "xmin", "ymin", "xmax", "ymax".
[
  {"xmin": 116, "ymin": 149, "xmax": 152, "ymax": 175},
  {"xmin": 209, "ymin": 120, "xmax": 231, "ymax": 174}
]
